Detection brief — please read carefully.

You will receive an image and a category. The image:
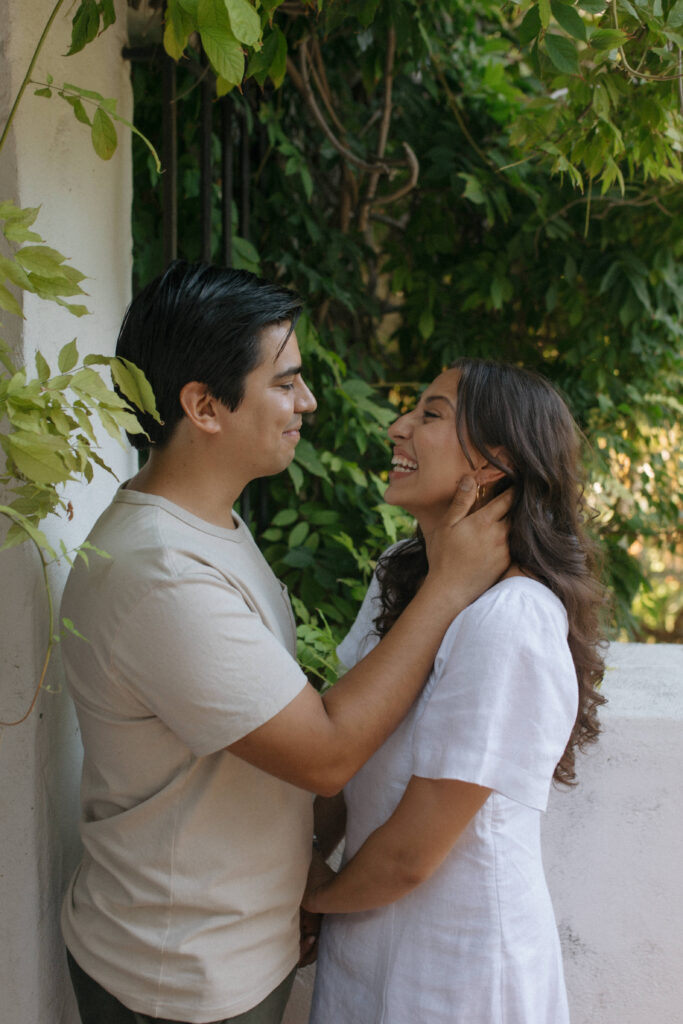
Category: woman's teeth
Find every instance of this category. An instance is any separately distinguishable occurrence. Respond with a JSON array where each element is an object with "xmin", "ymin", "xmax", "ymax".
[{"xmin": 392, "ymin": 457, "xmax": 418, "ymax": 472}]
